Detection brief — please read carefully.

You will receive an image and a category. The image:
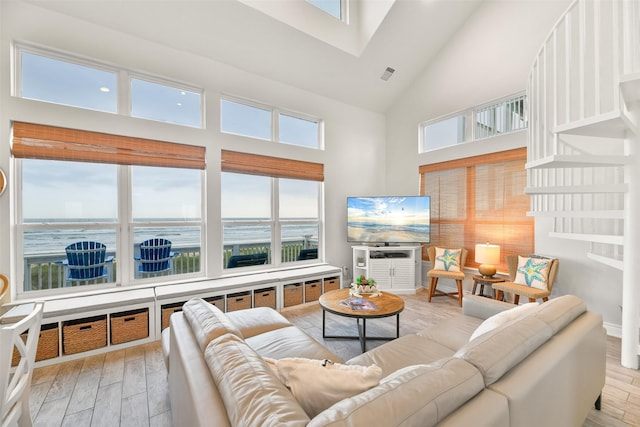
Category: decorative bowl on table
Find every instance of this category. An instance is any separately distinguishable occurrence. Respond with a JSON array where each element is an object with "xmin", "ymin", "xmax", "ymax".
[{"xmin": 350, "ymin": 276, "xmax": 382, "ymax": 296}]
